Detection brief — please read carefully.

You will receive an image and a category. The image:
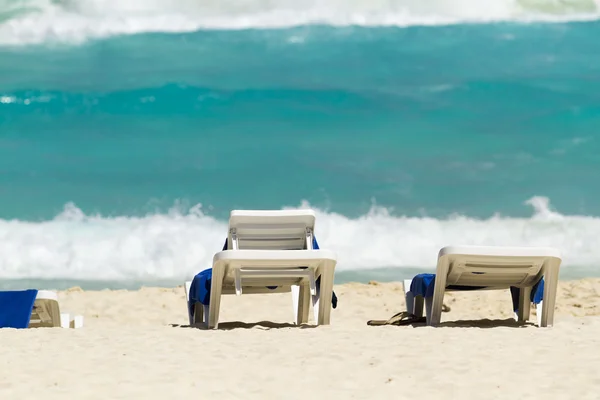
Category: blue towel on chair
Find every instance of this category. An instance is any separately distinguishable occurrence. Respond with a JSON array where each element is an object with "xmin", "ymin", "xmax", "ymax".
[
  {"xmin": 409, "ymin": 273, "xmax": 544, "ymax": 312},
  {"xmin": 0, "ymin": 289, "xmax": 38, "ymax": 329},
  {"xmin": 189, "ymin": 237, "xmax": 338, "ymax": 314}
]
